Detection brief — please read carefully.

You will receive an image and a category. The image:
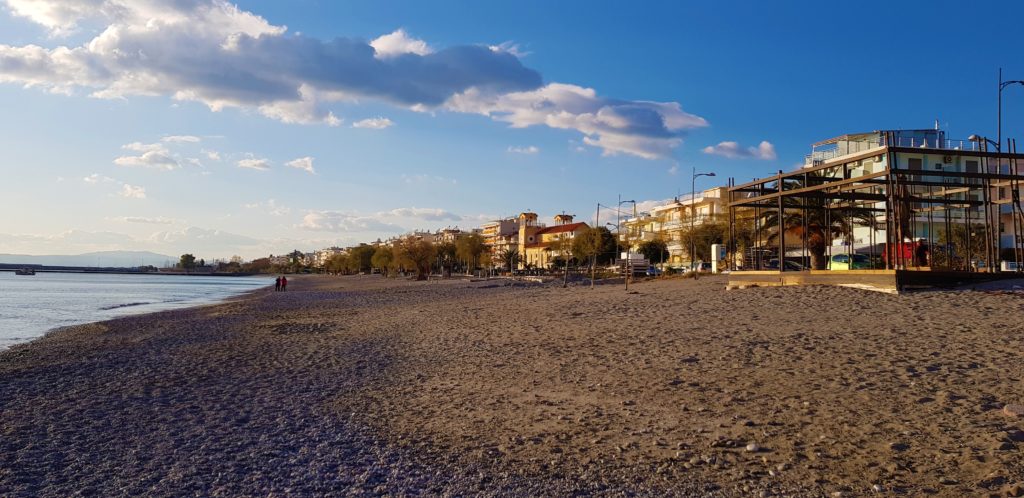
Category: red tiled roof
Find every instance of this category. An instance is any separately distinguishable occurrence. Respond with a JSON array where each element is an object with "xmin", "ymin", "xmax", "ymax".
[{"xmin": 534, "ymin": 222, "xmax": 587, "ymax": 235}]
